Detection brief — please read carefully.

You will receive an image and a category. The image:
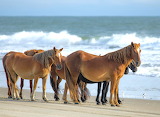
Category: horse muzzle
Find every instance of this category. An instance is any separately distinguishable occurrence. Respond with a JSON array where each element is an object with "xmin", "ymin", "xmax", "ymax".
[
  {"xmin": 136, "ymin": 61, "xmax": 141, "ymax": 67},
  {"xmin": 56, "ymin": 64, "xmax": 62, "ymax": 70}
]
